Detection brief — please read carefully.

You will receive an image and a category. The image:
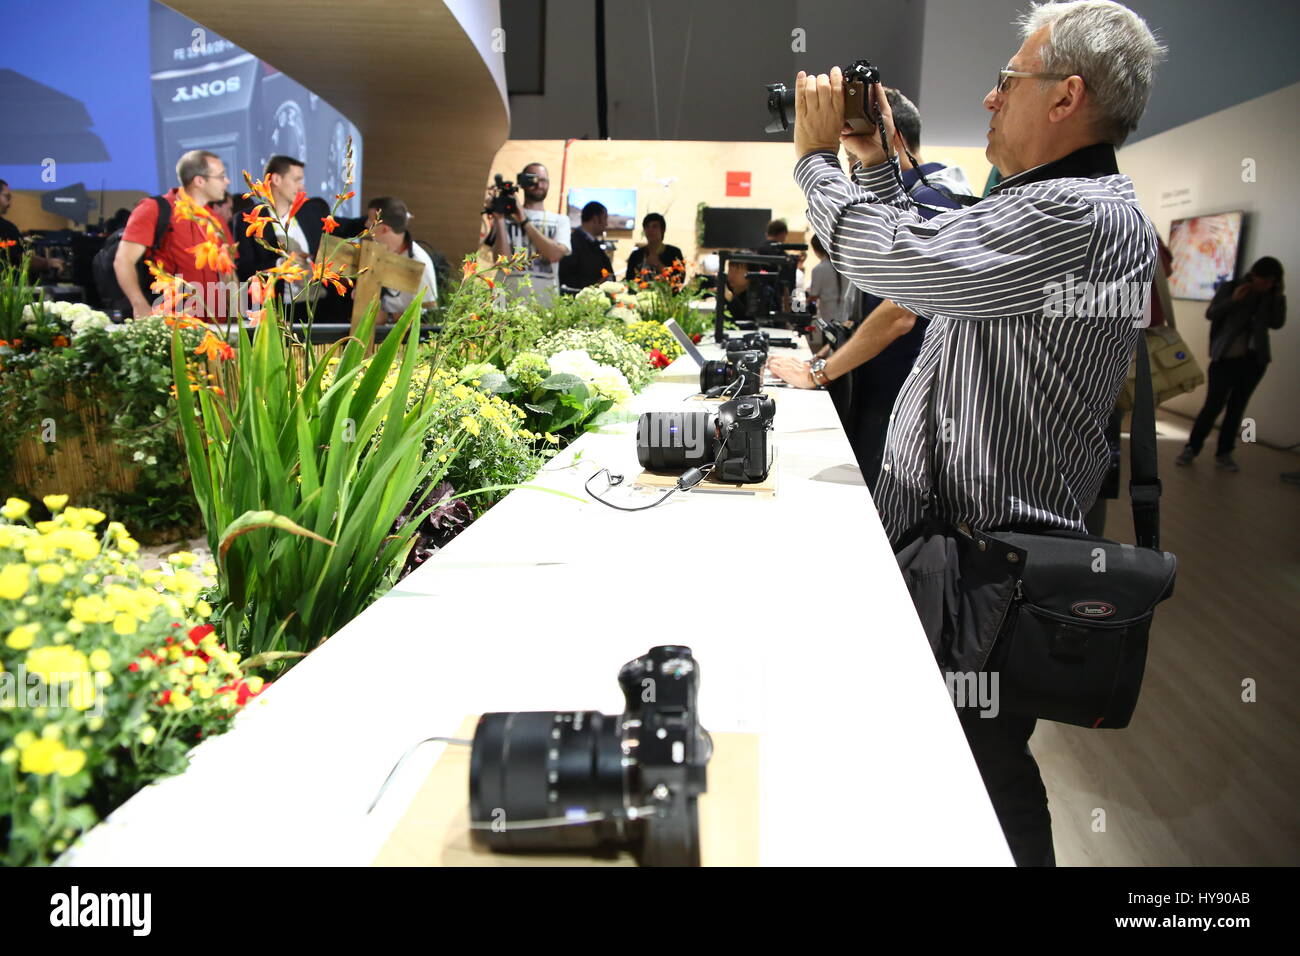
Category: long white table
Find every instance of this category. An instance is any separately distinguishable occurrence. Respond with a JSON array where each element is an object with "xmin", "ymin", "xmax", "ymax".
[{"xmin": 67, "ymin": 345, "xmax": 1013, "ymax": 866}]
